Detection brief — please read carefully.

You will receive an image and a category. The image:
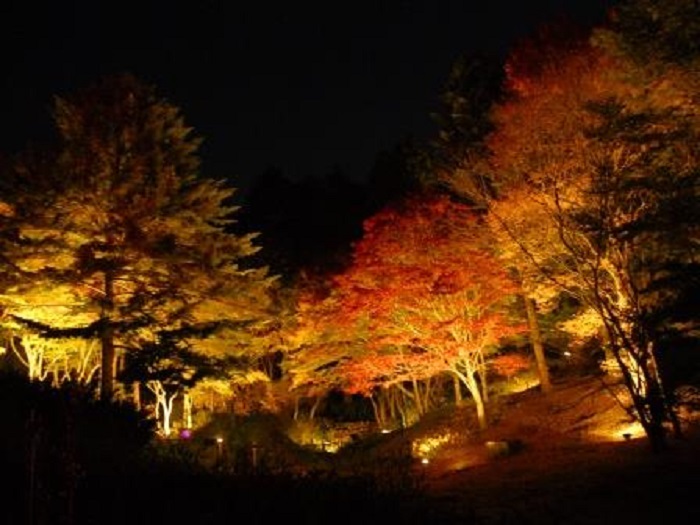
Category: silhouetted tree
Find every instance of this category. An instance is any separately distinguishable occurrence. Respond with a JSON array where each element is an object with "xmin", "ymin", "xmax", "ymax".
[
  {"xmin": 241, "ymin": 166, "xmax": 368, "ymax": 281},
  {"xmin": 365, "ymin": 138, "xmax": 425, "ymax": 211}
]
